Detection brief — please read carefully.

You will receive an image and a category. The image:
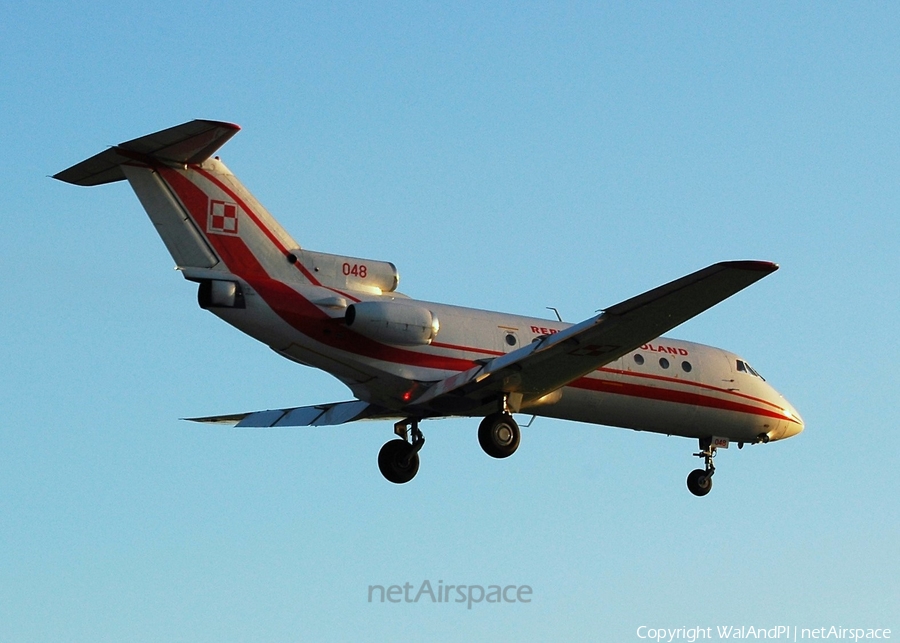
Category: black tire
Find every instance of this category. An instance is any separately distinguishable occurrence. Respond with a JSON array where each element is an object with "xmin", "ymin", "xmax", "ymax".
[
  {"xmin": 478, "ymin": 412, "xmax": 521, "ymax": 459},
  {"xmin": 686, "ymin": 469, "xmax": 713, "ymax": 497},
  {"xmin": 378, "ymin": 439, "xmax": 419, "ymax": 484}
]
